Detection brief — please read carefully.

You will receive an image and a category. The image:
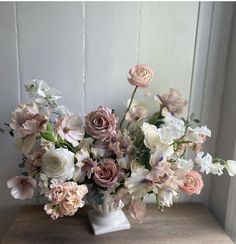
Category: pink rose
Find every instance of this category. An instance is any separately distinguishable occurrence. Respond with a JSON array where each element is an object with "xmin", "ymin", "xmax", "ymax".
[
  {"xmin": 85, "ymin": 106, "xmax": 118, "ymax": 141},
  {"xmin": 128, "ymin": 65, "xmax": 153, "ymax": 88},
  {"xmin": 10, "ymin": 103, "xmax": 48, "ymax": 137},
  {"xmin": 158, "ymin": 88, "xmax": 188, "ymax": 114},
  {"xmin": 93, "ymin": 159, "xmax": 120, "ymax": 188},
  {"xmin": 181, "ymin": 171, "xmax": 204, "ymax": 195},
  {"xmin": 128, "ymin": 199, "xmax": 146, "ymax": 223}
]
